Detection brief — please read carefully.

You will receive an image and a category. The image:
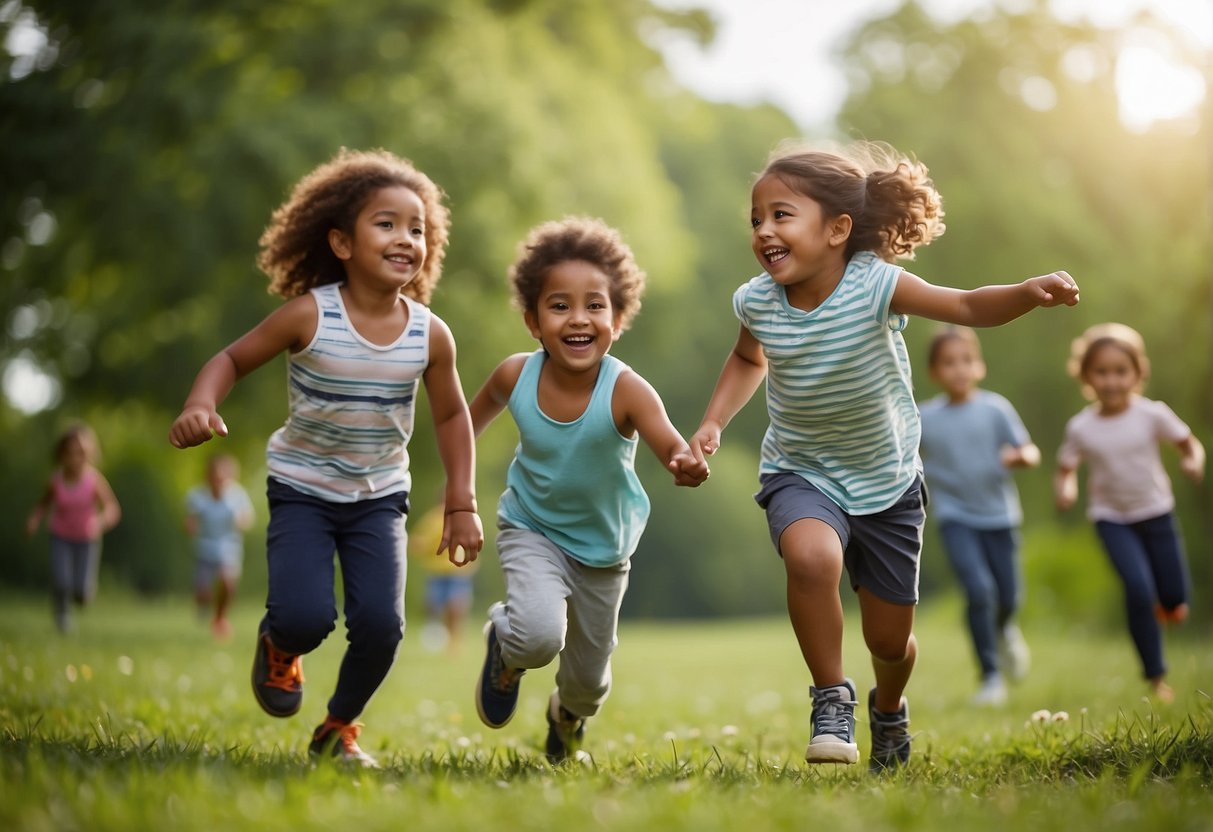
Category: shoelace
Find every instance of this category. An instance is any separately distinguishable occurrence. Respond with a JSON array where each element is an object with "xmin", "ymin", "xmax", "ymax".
[
  {"xmin": 871, "ymin": 709, "xmax": 911, "ymax": 756},
  {"xmin": 810, "ymin": 687, "xmax": 857, "ymax": 737},
  {"xmin": 316, "ymin": 719, "xmax": 374, "ymax": 763},
  {"xmin": 264, "ymin": 638, "xmax": 305, "ymax": 692}
]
